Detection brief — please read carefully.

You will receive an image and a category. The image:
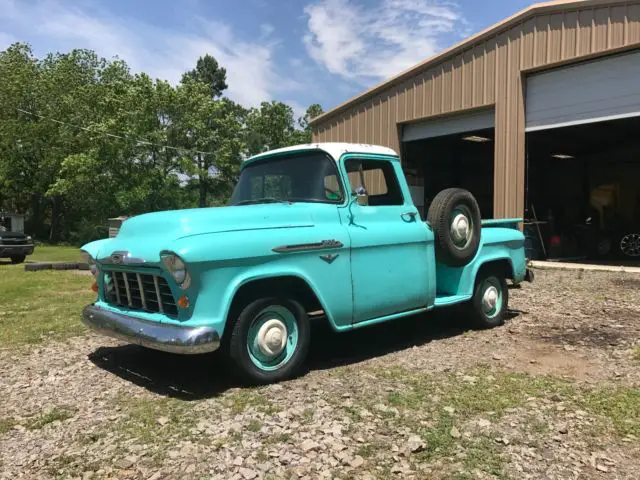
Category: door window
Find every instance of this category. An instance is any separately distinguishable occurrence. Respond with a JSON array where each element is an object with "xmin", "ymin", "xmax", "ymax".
[{"xmin": 344, "ymin": 159, "xmax": 404, "ymax": 206}]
